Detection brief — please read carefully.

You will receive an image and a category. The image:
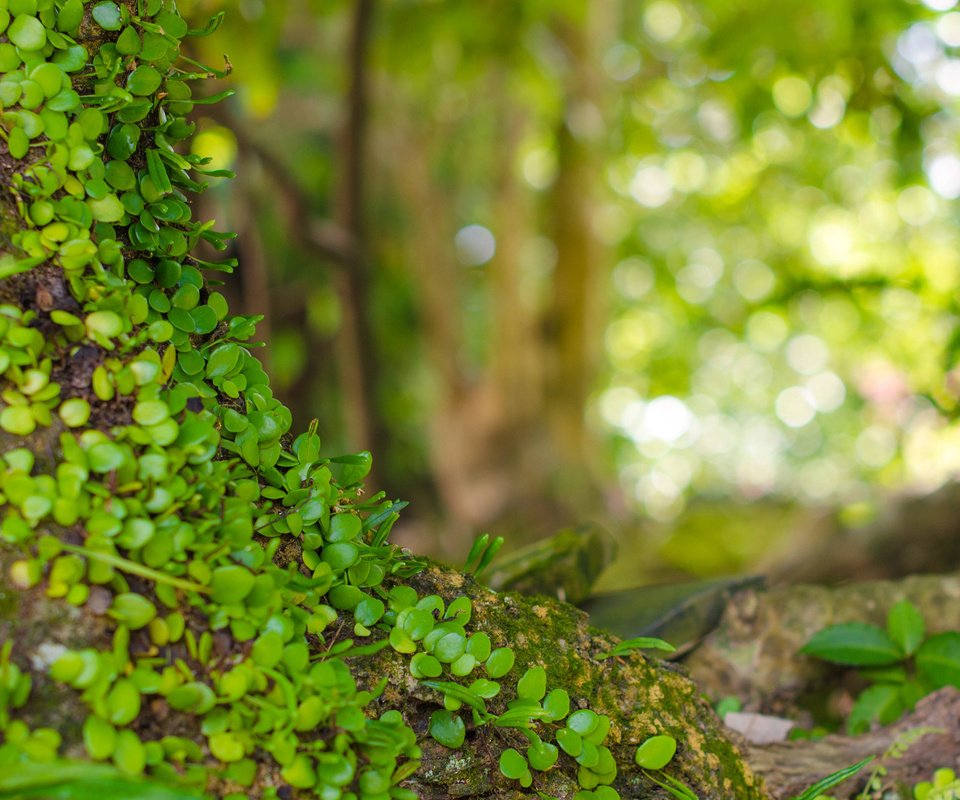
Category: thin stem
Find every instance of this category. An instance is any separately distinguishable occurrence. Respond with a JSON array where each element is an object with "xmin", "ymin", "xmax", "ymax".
[{"xmin": 59, "ymin": 543, "xmax": 209, "ymax": 594}]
